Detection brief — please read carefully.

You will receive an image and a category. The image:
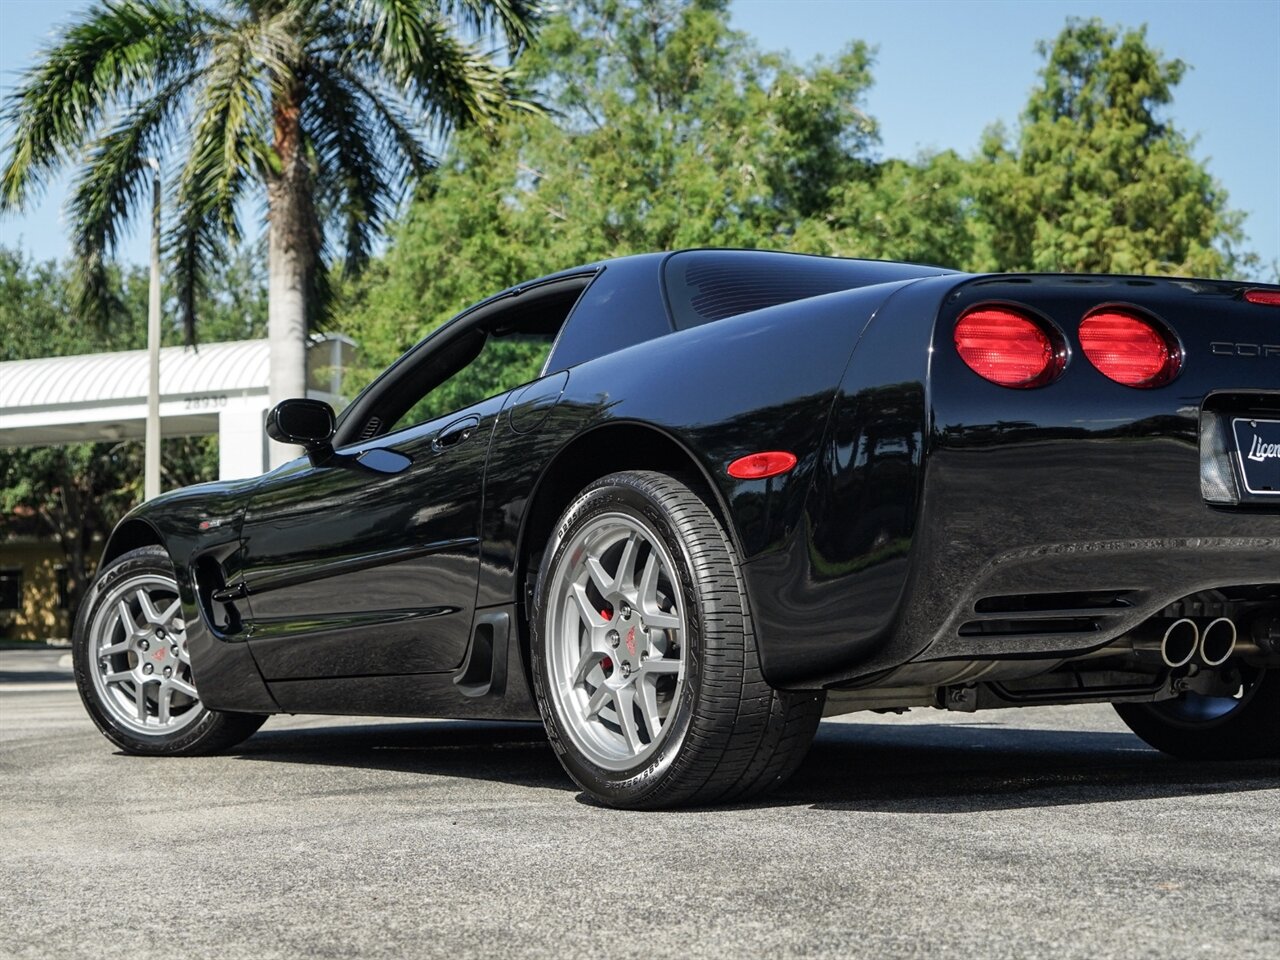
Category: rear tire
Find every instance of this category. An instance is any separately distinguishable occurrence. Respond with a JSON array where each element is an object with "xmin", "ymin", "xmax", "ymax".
[
  {"xmin": 1113, "ymin": 667, "xmax": 1280, "ymax": 760},
  {"xmin": 73, "ymin": 545, "xmax": 266, "ymax": 756},
  {"xmin": 531, "ymin": 470, "xmax": 824, "ymax": 809}
]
